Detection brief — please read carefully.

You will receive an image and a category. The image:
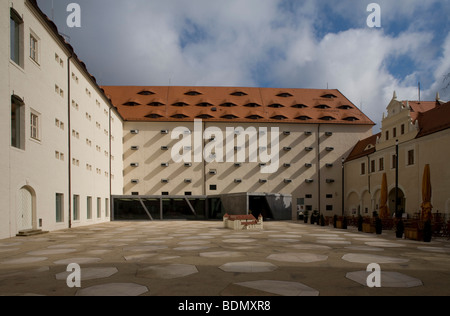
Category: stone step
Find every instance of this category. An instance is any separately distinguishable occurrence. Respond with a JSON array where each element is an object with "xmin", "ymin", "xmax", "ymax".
[{"xmin": 16, "ymin": 229, "xmax": 49, "ymax": 237}]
